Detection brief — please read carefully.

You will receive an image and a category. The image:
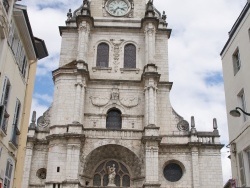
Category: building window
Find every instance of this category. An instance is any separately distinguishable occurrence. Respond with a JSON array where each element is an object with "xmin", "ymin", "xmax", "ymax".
[
  {"xmin": 124, "ymin": 44, "xmax": 136, "ymax": 68},
  {"xmin": 238, "ymin": 152, "xmax": 246, "ymax": 187},
  {"xmin": 10, "ymin": 99, "xmax": 21, "ymax": 148},
  {"xmin": 106, "ymin": 108, "xmax": 122, "ymax": 130},
  {"xmin": 93, "ymin": 160, "xmax": 130, "ymax": 187},
  {"xmin": 0, "ymin": 77, "xmax": 11, "ymax": 134},
  {"xmin": 96, "ymin": 43, "xmax": 109, "ymax": 67},
  {"xmin": 232, "ymin": 48, "xmax": 241, "ymax": 75},
  {"xmin": 7, "ymin": 21, "xmax": 28, "ymax": 78},
  {"xmin": 36, "ymin": 168, "xmax": 47, "ymax": 179},
  {"xmin": 4, "ymin": 159, "xmax": 13, "ymax": 188},
  {"xmin": 238, "ymin": 90, "xmax": 247, "ymax": 122},
  {"xmin": 163, "ymin": 163, "xmax": 183, "ymax": 182}
]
